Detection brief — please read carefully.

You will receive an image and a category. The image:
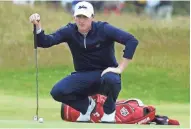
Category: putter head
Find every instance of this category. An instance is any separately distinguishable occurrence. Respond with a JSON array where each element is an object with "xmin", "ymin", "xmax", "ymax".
[{"xmin": 33, "ymin": 115, "xmax": 38, "ymax": 121}]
